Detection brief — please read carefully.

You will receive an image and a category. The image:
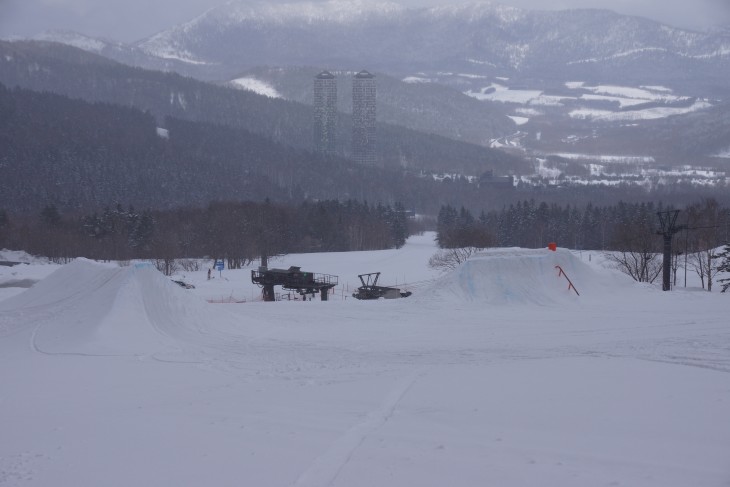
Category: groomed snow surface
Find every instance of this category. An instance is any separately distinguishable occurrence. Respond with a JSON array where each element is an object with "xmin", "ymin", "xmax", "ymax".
[{"xmin": 1, "ymin": 234, "xmax": 729, "ymax": 486}]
